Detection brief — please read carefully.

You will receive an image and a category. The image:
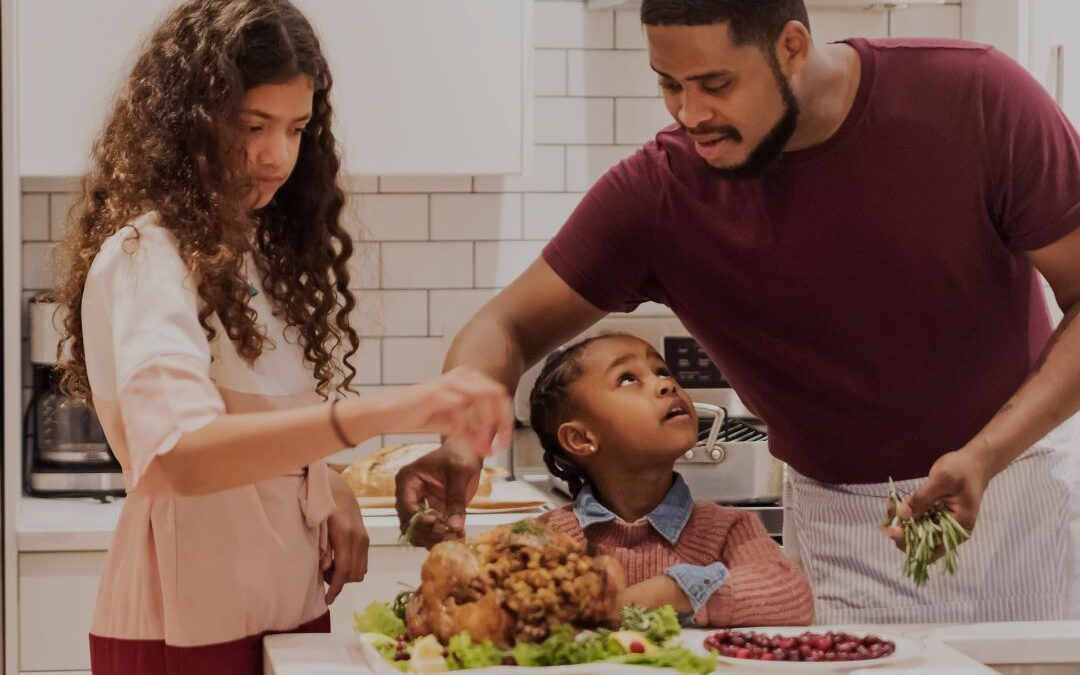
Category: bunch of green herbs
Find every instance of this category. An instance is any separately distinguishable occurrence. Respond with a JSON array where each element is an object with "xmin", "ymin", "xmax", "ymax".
[{"xmin": 885, "ymin": 477, "xmax": 971, "ymax": 586}]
